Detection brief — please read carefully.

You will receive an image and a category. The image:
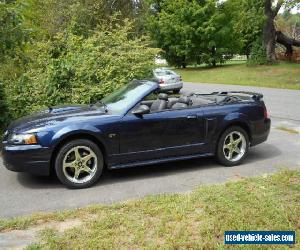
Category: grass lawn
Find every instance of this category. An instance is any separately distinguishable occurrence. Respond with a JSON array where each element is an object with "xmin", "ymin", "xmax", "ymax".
[
  {"xmin": 174, "ymin": 61, "xmax": 300, "ymax": 90},
  {"xmin": 1, "ymin": 170, "xmax": 299, "ymax": 249}
]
